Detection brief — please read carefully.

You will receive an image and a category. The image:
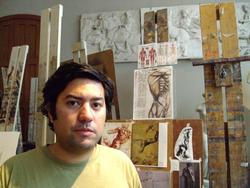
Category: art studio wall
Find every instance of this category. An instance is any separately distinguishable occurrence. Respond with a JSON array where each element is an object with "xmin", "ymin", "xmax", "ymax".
[{"xmin": 0, "ymin": 0, "xmax": 249, "ymax": 158}]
